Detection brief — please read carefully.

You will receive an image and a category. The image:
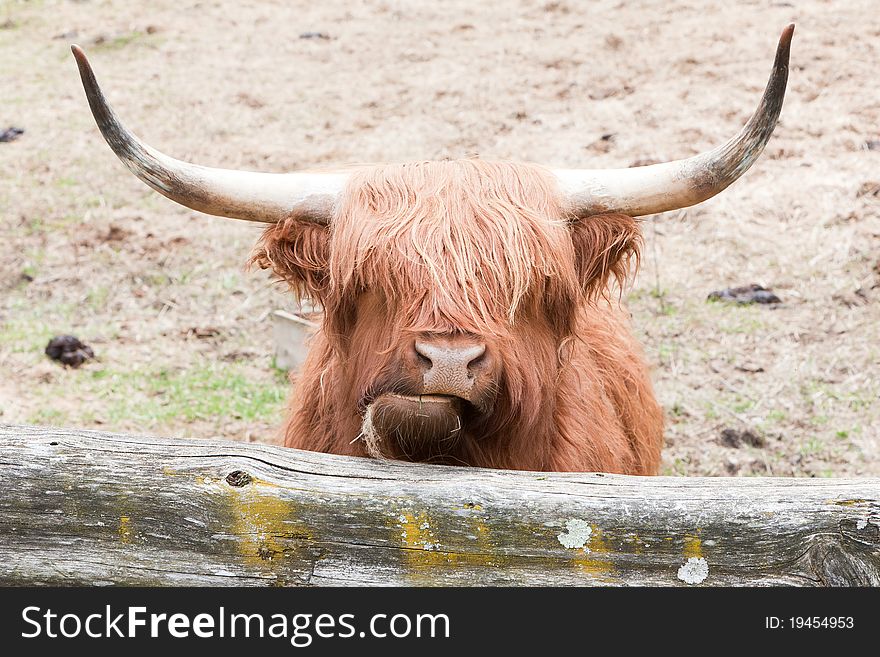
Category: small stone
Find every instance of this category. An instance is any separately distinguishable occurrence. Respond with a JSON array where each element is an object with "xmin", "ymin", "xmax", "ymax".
[
  {"xmin": 0, "ymin": 126, "xmax": 24, "ymax": 143},
  {"xmin": 707, "ymin": 284, "xmax": 781, "ymax": 305}
]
